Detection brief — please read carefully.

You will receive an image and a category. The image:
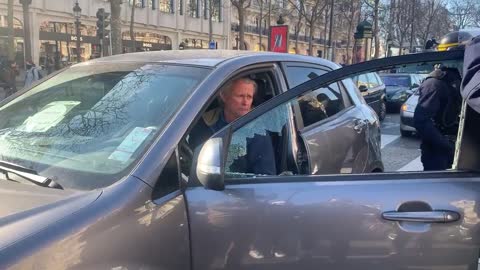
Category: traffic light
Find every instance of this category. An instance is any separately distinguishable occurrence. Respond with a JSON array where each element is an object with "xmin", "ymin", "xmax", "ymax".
[{"xmin": 96, "ymin": 8, "xmax": 110, "ymax": 39}]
